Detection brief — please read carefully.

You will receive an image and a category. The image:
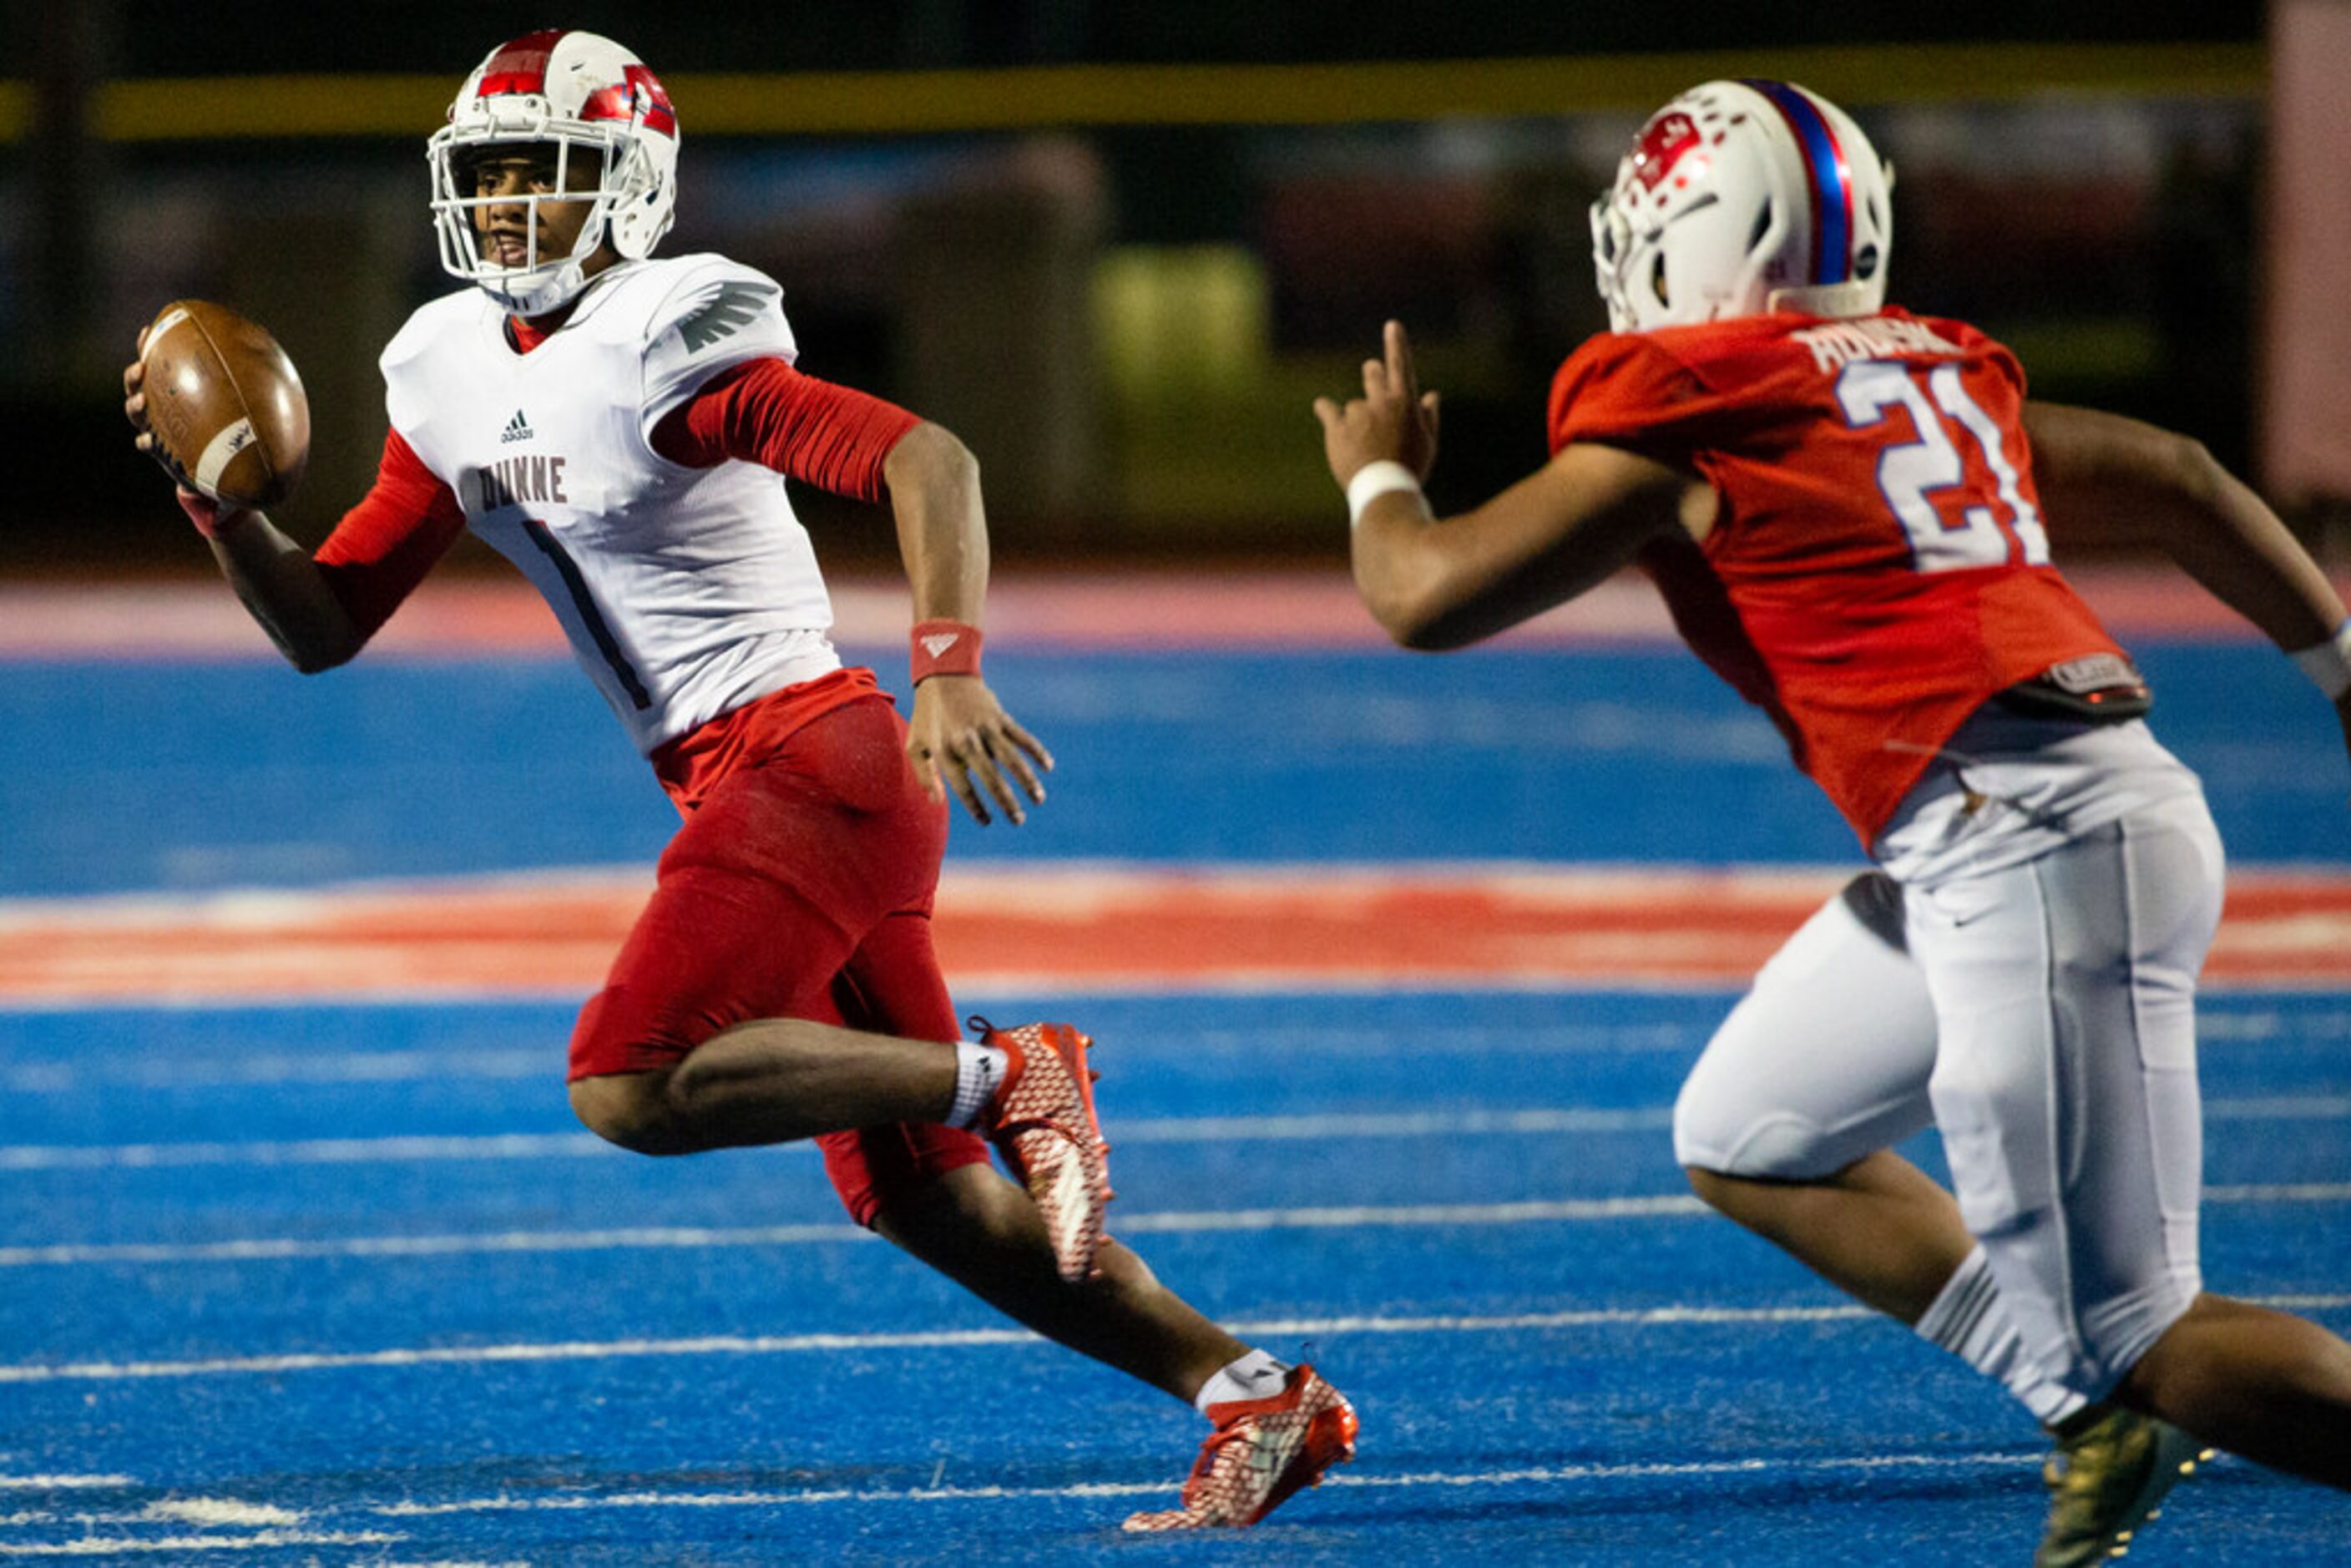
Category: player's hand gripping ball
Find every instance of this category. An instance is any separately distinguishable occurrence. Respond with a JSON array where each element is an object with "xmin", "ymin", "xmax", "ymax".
[{"xmin": 138, "ymin": 300, "xmax": 311, "ymax": 509}]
